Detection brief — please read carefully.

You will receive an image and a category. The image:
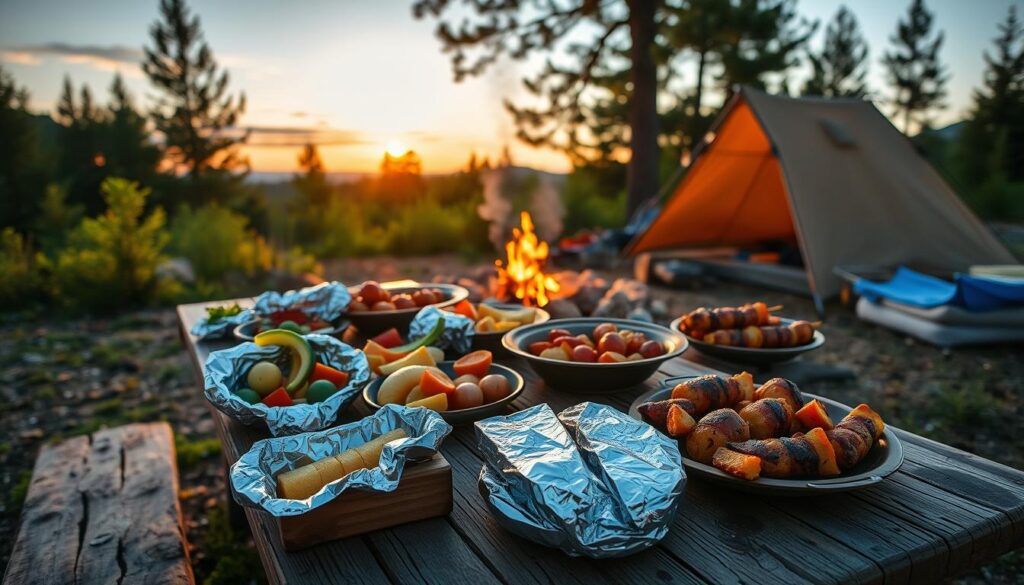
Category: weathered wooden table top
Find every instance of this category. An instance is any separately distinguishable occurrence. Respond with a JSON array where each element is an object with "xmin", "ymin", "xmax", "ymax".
[{"xmin": 178, "ymin": 299, "xmax": 1024, "ymax": 585}]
